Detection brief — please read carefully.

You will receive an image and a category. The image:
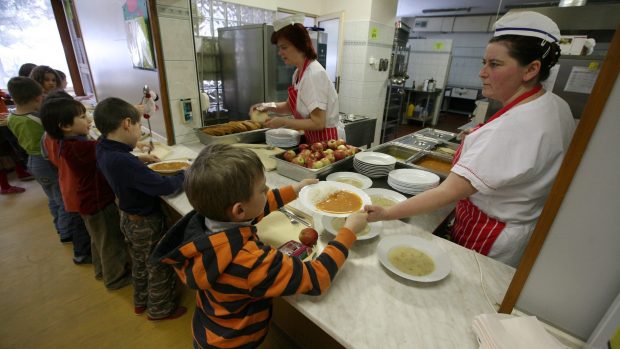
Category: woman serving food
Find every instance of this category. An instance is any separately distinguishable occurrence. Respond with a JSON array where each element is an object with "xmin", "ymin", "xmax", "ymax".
[
  {"xmin": 249, "ymin": 14, "xmax": 341, "ymax": 144},
  {"xmin": 366, "ymin": 12, "xmax": 576, "ymax": 267}
]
